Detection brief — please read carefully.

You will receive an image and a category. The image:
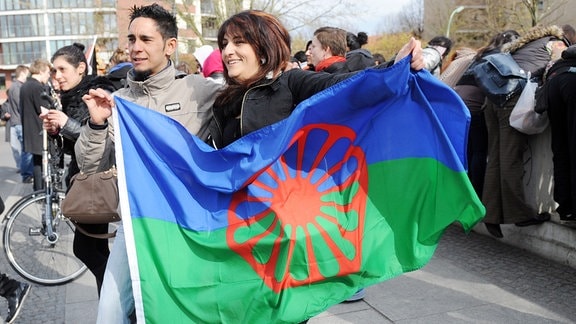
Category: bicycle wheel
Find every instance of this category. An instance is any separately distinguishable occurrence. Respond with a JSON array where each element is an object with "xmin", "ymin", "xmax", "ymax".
[{"xmin": 3, "ymin": 191, "xmax": 87, "ymax": 285}]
